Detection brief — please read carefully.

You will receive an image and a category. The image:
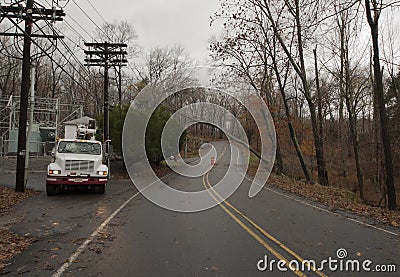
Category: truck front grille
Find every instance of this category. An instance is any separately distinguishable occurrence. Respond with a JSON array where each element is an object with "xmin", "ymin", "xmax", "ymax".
[{"xmin": 65, "ymin": 160, "xmax": 94, "ymax": 172}]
